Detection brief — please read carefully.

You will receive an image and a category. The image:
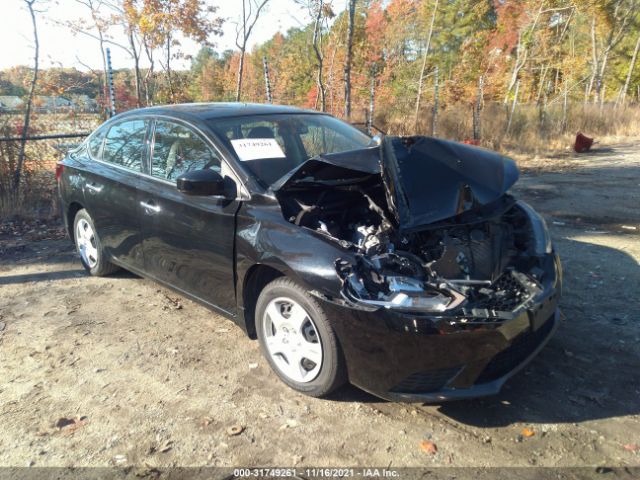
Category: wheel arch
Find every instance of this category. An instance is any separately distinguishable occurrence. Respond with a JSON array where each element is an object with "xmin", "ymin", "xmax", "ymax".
[
  {"xmin": 66, "ymin": 202, "xmax": 84, "ymax": 242},
  {"xmin": 240, "ymin": 263, "xmax": 286, "ymax": 339}
]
